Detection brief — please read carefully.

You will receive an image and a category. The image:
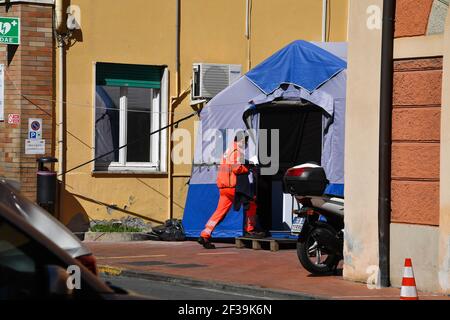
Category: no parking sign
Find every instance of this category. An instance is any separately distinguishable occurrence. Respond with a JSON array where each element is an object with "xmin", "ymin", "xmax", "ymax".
[{"xmin": 28, "ymin": 118, "xmax": 42, "ymax": 140}]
